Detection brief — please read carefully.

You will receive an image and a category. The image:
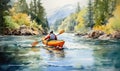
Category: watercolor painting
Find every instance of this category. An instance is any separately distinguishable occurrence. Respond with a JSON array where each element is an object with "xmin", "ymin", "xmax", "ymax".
[{"xmin": 0, "ymin": 0, "xmax": 120, "ymax": 71}]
